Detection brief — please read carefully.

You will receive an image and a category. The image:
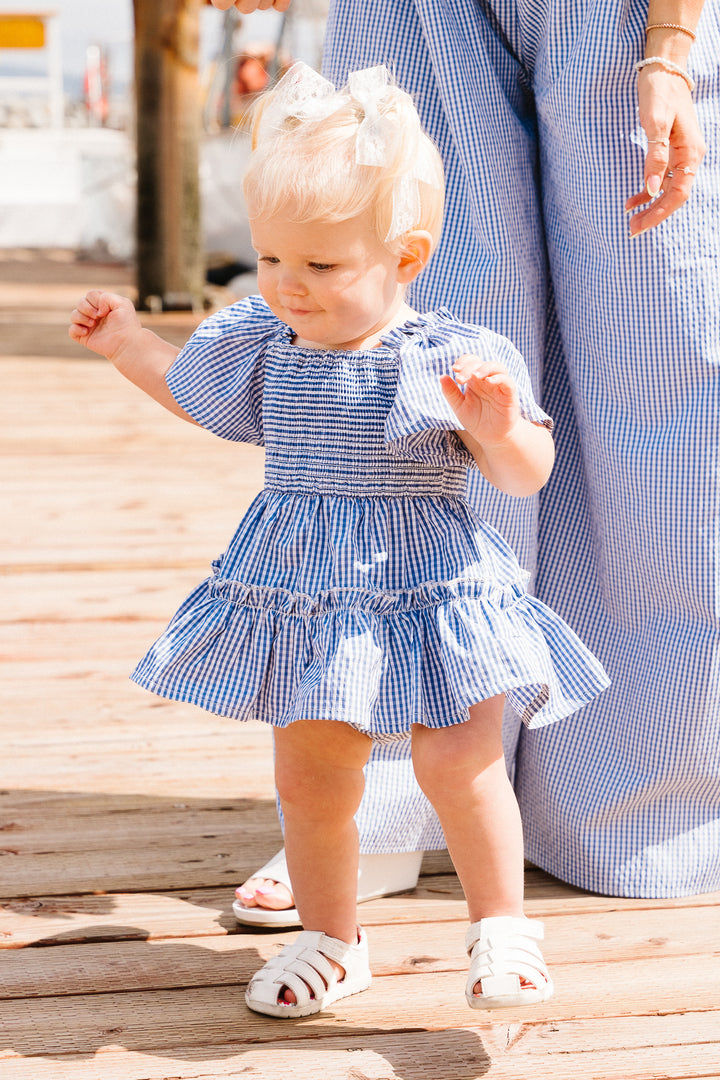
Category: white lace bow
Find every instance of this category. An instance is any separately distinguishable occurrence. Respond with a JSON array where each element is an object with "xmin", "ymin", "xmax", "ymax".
[{"xmin": 255, "ymin": 61, "xmax": 439, "ymax": 241}]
